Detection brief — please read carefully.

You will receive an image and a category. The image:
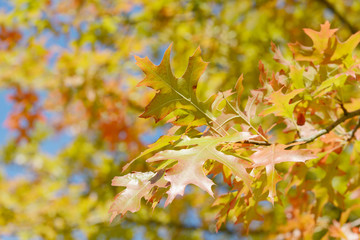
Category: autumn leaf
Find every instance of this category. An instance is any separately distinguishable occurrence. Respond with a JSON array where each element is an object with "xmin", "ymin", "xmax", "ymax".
[
  {"xmin": 109, "ymin": 171, "xmax": 168, "ymax": 223},
  {"xmin": 122, "ymin": 135, "xmax": 181, "ymax": 171},
  {"xmin": 235, "ymin": 74, "xmax": 244, "ymax": 107},
  {"xmin": 135, "ymin": 44, "xmax": 214, "ymax": 126},
  {"xmin": 261, "ymin": 88, "xmax": 303, "ymax": 119},
  {"xmin": 289, "ymin": 65, "xmax": 305, "ymax": 89},
  {"xmin": 271, "ymin": 42, "xmax": 290, "ymax": 66},
  {"xmin": 250, "ymin": 144, "xmax": 316, "ymax": 203},
  {"xmin": 314, "ymin": 74, "xmax": 348, "ymax": 96},
  {"xmin": 303, "ymin": 21, "xmax": 337, "ymax": 53},
  {"xmin": 147, "ymin": 132, "xmax": 256, "ymax": 206},
  {"xmin": 288, "ymin": 21, "xmax": 338, "ymax": 63},
  {"xmin": 289, "ymin": 21, "xmax": 360, "ymax": 67},
  {"xmin": 331, "ymin": 31, "xmax": 360, "ymax": 64}
]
